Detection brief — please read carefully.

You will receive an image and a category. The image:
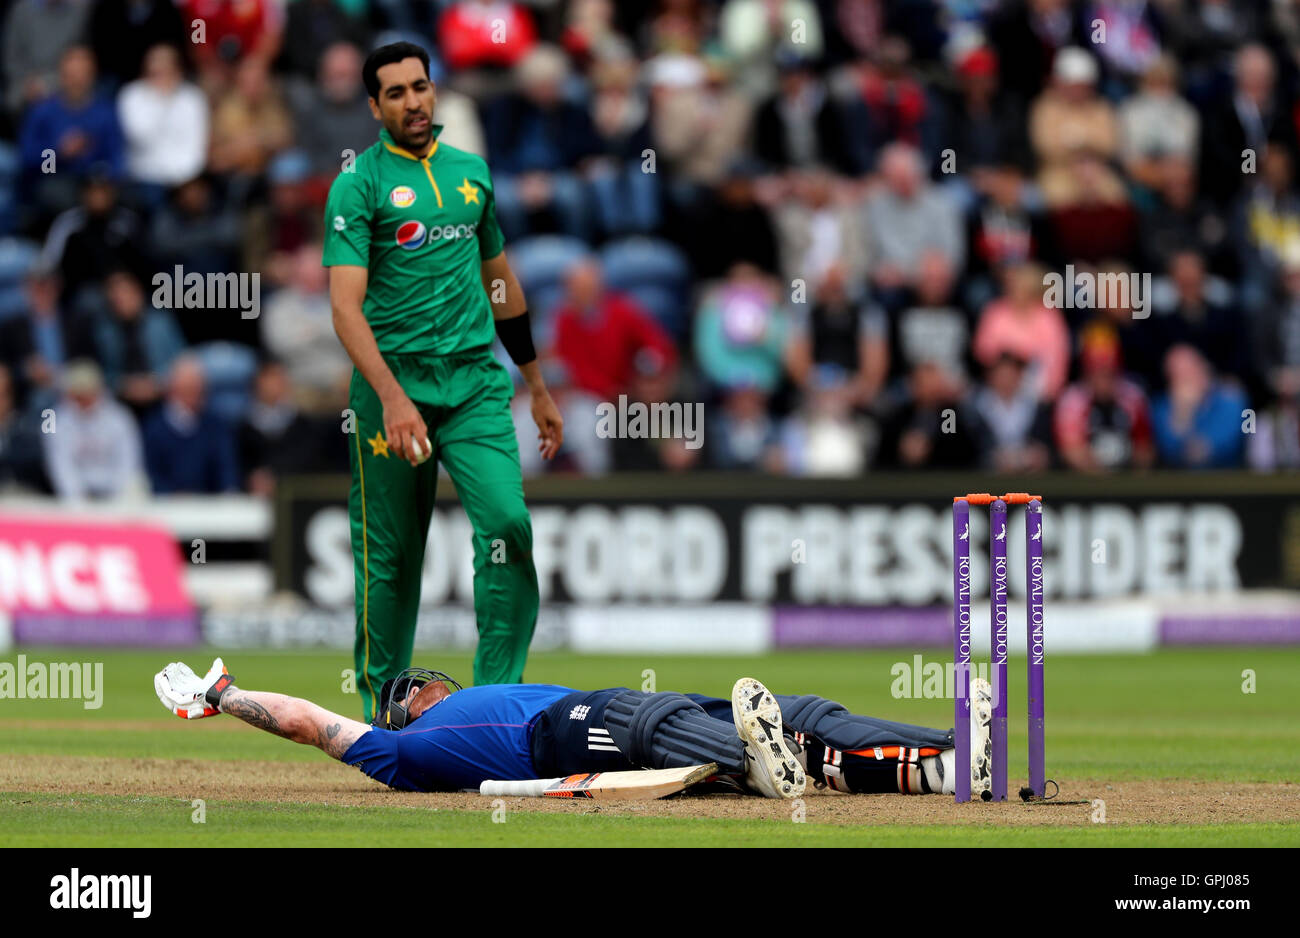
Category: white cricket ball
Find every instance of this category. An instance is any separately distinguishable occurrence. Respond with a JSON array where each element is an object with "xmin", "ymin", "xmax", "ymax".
[{"xmin": 411, "ymin": 436, "xmax": 432, "ymax": 466}]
